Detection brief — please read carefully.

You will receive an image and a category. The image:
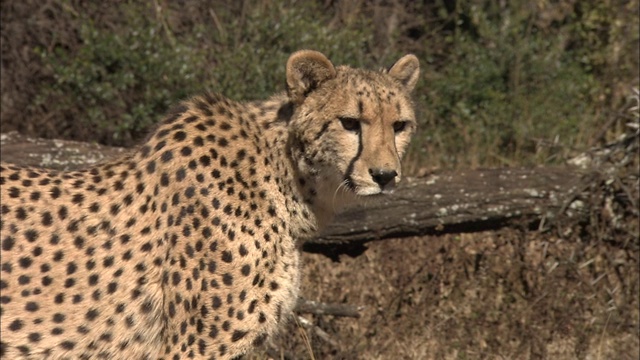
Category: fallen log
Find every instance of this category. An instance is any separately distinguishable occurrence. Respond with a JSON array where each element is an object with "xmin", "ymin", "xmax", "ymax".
[
  {"xmin": 305, "ymin": 166, "xmax": 586, "ymax": 257},
  {"xmin": 0, "ymin": 131, "xmax": 590, "ymax": 256},
  {"xmin": 0, "ymin": 131, "xmax": 127, "ymax": 169}
]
